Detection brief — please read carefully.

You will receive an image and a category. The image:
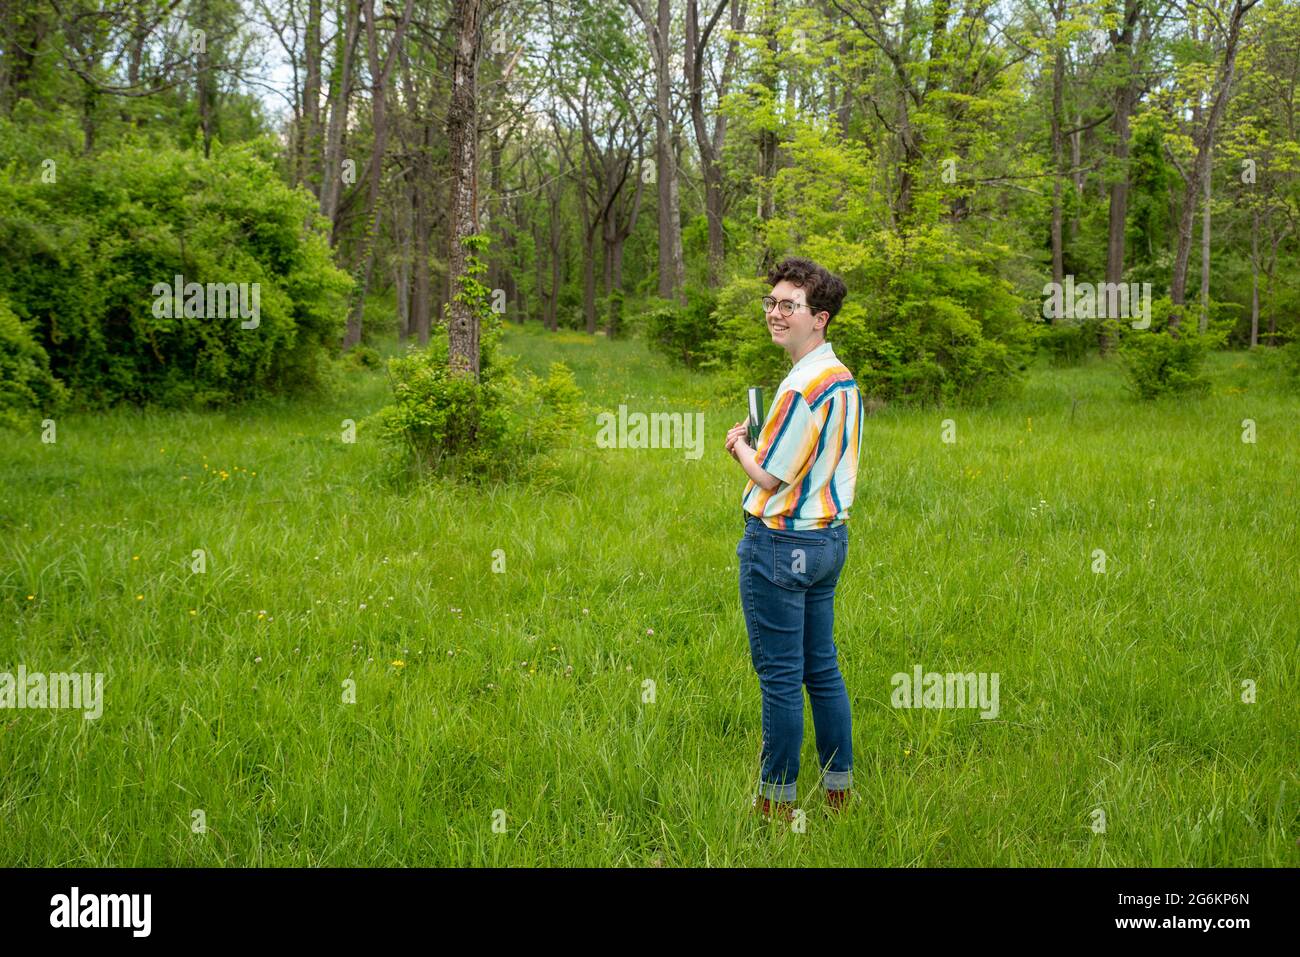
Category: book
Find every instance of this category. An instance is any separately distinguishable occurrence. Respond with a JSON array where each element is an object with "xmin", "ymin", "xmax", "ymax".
[{"xmin": 746, "ymin": 387, "xmax": 764, "ymax": 447}]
